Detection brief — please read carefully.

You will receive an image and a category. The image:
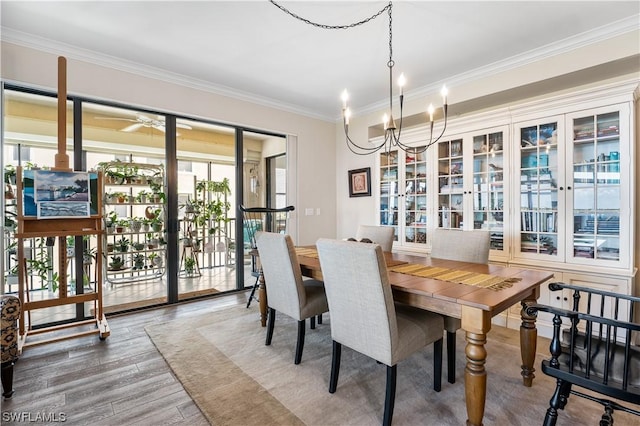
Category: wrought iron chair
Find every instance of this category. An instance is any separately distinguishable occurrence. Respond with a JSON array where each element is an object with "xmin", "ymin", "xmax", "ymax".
[
  {"xmin": 239, "ymin": 205, "xmax": 295, "ymax": 308},
  {"xmin": 526, "ymin": 282, "xmax": 640, "ymax": 426}
]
